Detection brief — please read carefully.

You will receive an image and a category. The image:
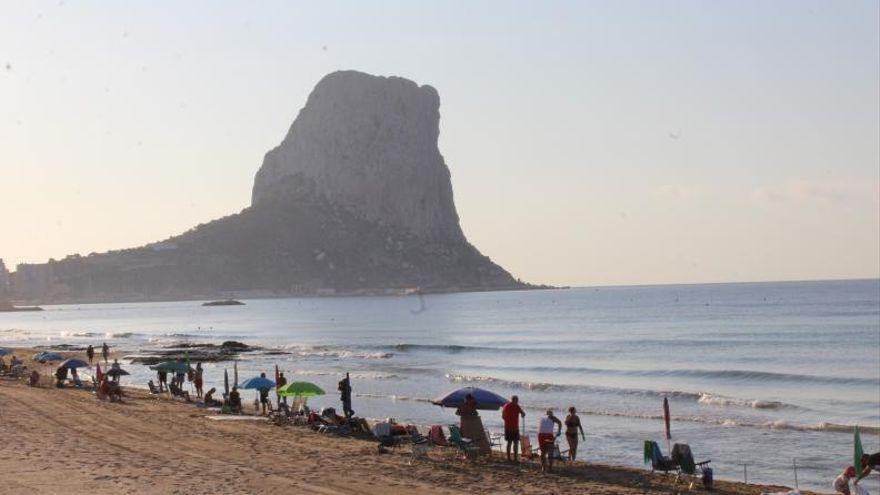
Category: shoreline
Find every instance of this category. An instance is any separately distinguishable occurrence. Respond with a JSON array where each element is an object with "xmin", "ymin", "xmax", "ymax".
[{"xmin": 0, "ymin": 348, "xmax": 819, "ymax": 495}]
